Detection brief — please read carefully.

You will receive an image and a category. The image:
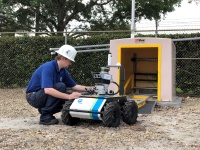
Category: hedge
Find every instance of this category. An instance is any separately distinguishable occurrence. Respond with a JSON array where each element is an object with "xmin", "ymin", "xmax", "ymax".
[{"xmin": 0, "ymin": 32, "xmax": 200, "ymax": 95}]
